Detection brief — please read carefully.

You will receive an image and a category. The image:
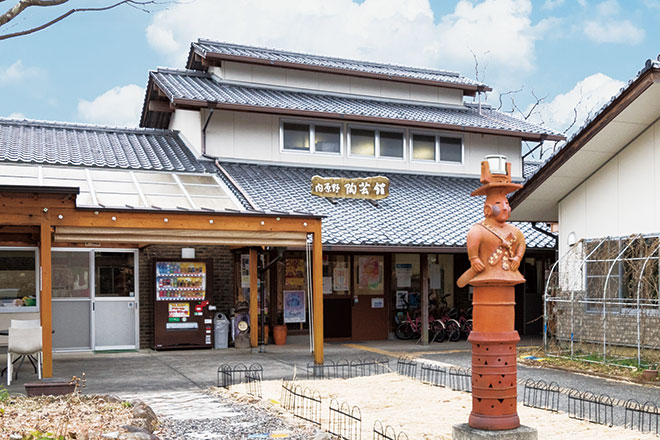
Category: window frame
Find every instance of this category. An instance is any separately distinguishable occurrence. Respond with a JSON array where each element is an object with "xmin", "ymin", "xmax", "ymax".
[
  {"xmin": 410, "ymin": 130, "xmax": 464, "ymax": 165},
  {"xmin": 280, "ymin": 118, "xmax": 343, "ymax": 156},
  {"xmin": 0, "ymin": 247, "xmax": 40, "ymax": 314},
  {"xmin": 347, "ymin": 124, "xmax": 406, "ymax": 161}
]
